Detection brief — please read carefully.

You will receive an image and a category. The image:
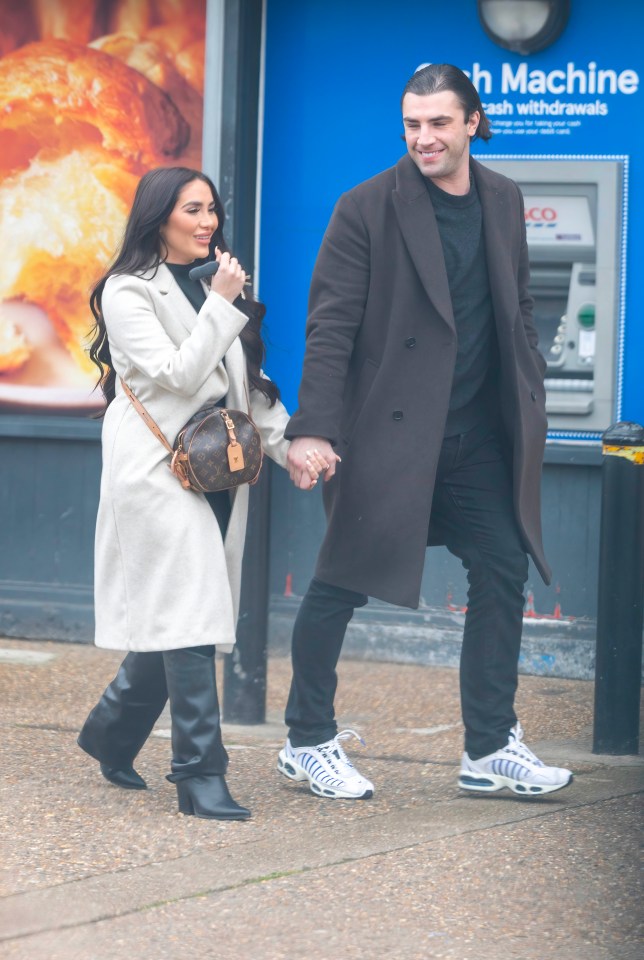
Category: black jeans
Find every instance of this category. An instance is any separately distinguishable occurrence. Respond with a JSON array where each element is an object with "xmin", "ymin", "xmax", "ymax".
[{"xmin": 285, "ymin": 421, "xmax": 529, "ymax": 759}]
